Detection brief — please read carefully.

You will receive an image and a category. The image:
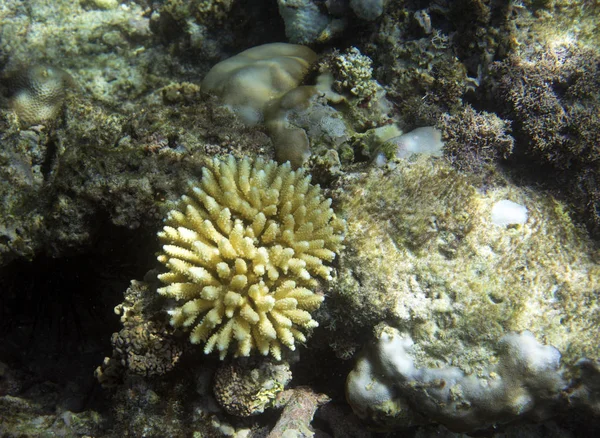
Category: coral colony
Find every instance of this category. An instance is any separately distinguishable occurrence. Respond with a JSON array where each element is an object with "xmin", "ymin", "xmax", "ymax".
[{"xmin": 157, "ymin": 156, "xmax": 345, "ymax": 359}]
